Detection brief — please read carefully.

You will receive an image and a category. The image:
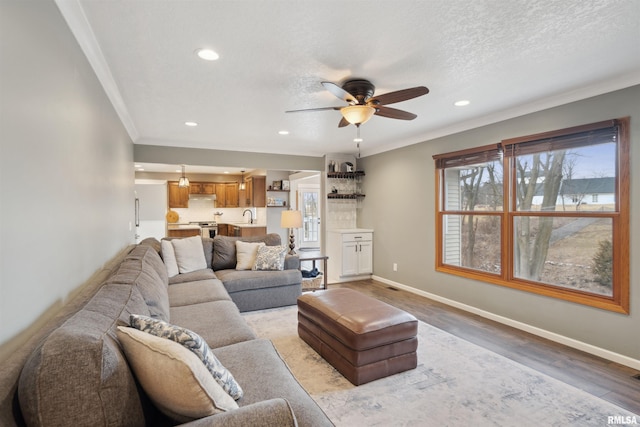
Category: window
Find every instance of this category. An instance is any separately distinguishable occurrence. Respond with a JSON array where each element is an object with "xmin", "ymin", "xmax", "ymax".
[{"xmin": 433, "ymin": 118, "xmax": 630, "ymax": 313}]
